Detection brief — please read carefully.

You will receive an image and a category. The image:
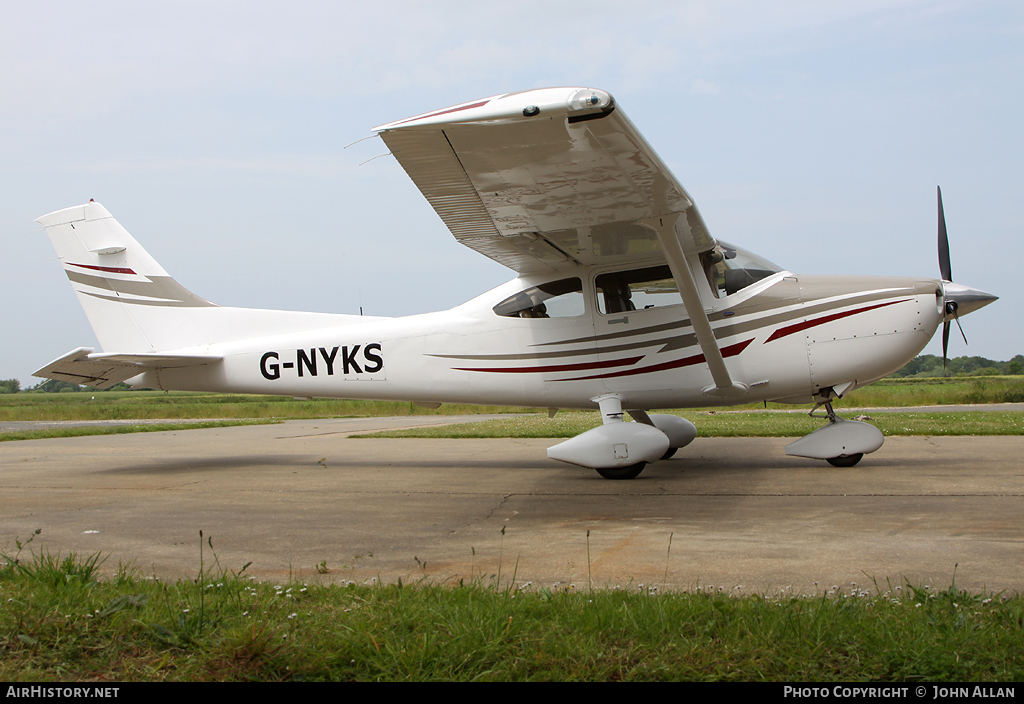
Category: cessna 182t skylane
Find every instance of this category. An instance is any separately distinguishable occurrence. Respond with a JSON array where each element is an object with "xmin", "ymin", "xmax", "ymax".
[{"xmin": 34, "ymin": 87, "xmax": 997, "ymax": 479}]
